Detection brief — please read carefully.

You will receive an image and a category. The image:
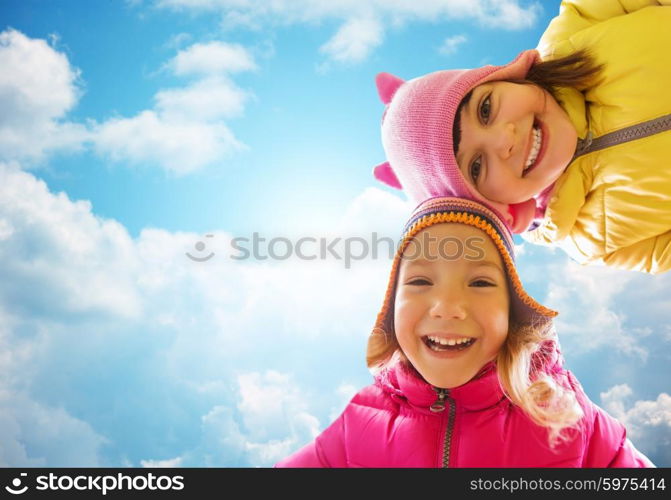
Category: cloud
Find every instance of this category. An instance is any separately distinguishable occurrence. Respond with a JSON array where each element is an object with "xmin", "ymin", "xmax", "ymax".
[
  {"xmin": 439, "ymin": 34, "xmax": 467, "ymax": 55},
  {"xmin": 236, "ymin": 371, "xmax": 320, "ymax": 463},
  {"xmin": 163, "ymin": 32, "xmax": 193, "ymax": 50},
  {"xmin": 155, "ymin": 77, "xmax": 250, "ymax": 120},
  {"xmin": 0, "ymin": 29, "xmax": 255, "ymax": 175},
  {"xmin": 154, "ymin": 0, "xmax": 542, "ymax": 64},
  {"xmin": 91, "ymin": 42, "xmax": 256, "ymax": 174},
  {"xmin": 319, "ymin": 17, "xmax": 383, "ymax": 64},
  {"xmin": 334, "ymin": 186, "xmax": 412, "ymax": 236},
  {"xmin": 0, "ymin": 164, "xmax": 142, "ymax": 321},
  {"xmin": 600, "ymin": 385, "xmax": 671, "ymax": 466},
  {"xmin": 514, "ymin": 241, "xmax": 671, "ymax": 363},
  {"xmin": 0, "ymin": 389, "xmax": 108, "ymax": 467},
  {"xmin": 140, "ymin": 457, "xmax": 184, "ymax": 467},
  {"xmin": 542, "ymin": 260, "xmax": 647, "ymax": 358},
  {"xmin": 161, "ymin": 371, "xmax": 321, "ymax": 467},
  {"xmin": 0, "ymin": 165, "xmax": 404, "ymax": 466},
  {"xmin": 0, "ymin": 28, "xmax": 88, "ymax": 163},
  {"xmin": 170, "ymin": 41, "xmax": 257, "ymax": 76},
  {"xmin": 93, "ymin": 109, "xmax": 244, "ymax": 175}
]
